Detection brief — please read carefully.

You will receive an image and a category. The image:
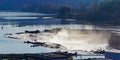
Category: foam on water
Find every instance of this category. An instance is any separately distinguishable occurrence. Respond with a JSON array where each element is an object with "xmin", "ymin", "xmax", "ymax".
[
  {"xmin": 3, "ymin": 24, "xmax": 120, "ymax": 52},
  {"xmin": 49, "ymin": 28, "xmax": 111, "ymax": 51},
  {"xmin": 7, "ymin": 27, "xmax": 113, "ymax": 51}
]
